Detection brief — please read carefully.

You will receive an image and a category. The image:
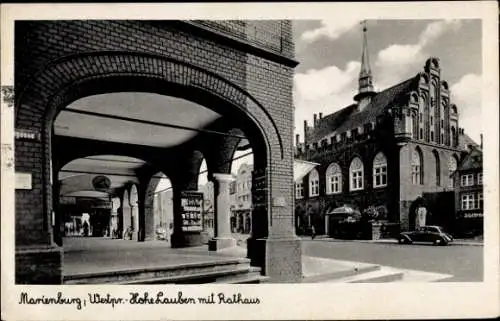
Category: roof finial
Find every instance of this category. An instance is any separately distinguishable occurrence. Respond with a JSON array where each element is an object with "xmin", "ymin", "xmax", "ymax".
[{"xmin": 354, "ymin": 20, "xmax": 376, "ymax": 104}]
